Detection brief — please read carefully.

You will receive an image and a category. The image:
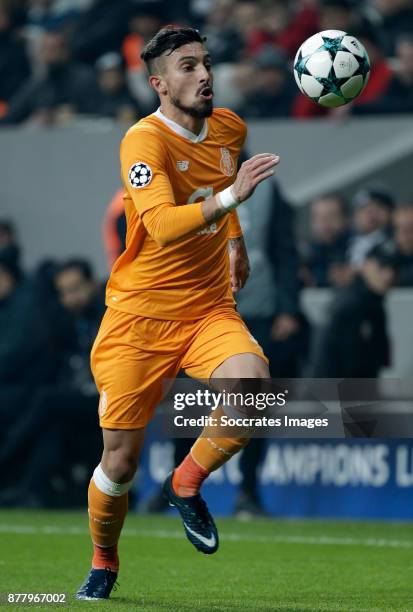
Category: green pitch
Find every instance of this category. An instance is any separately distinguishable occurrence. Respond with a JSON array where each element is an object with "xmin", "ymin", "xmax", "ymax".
[{"xmin": 2, "ymin": 510, "xmax": 413, "ymax": 611}]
